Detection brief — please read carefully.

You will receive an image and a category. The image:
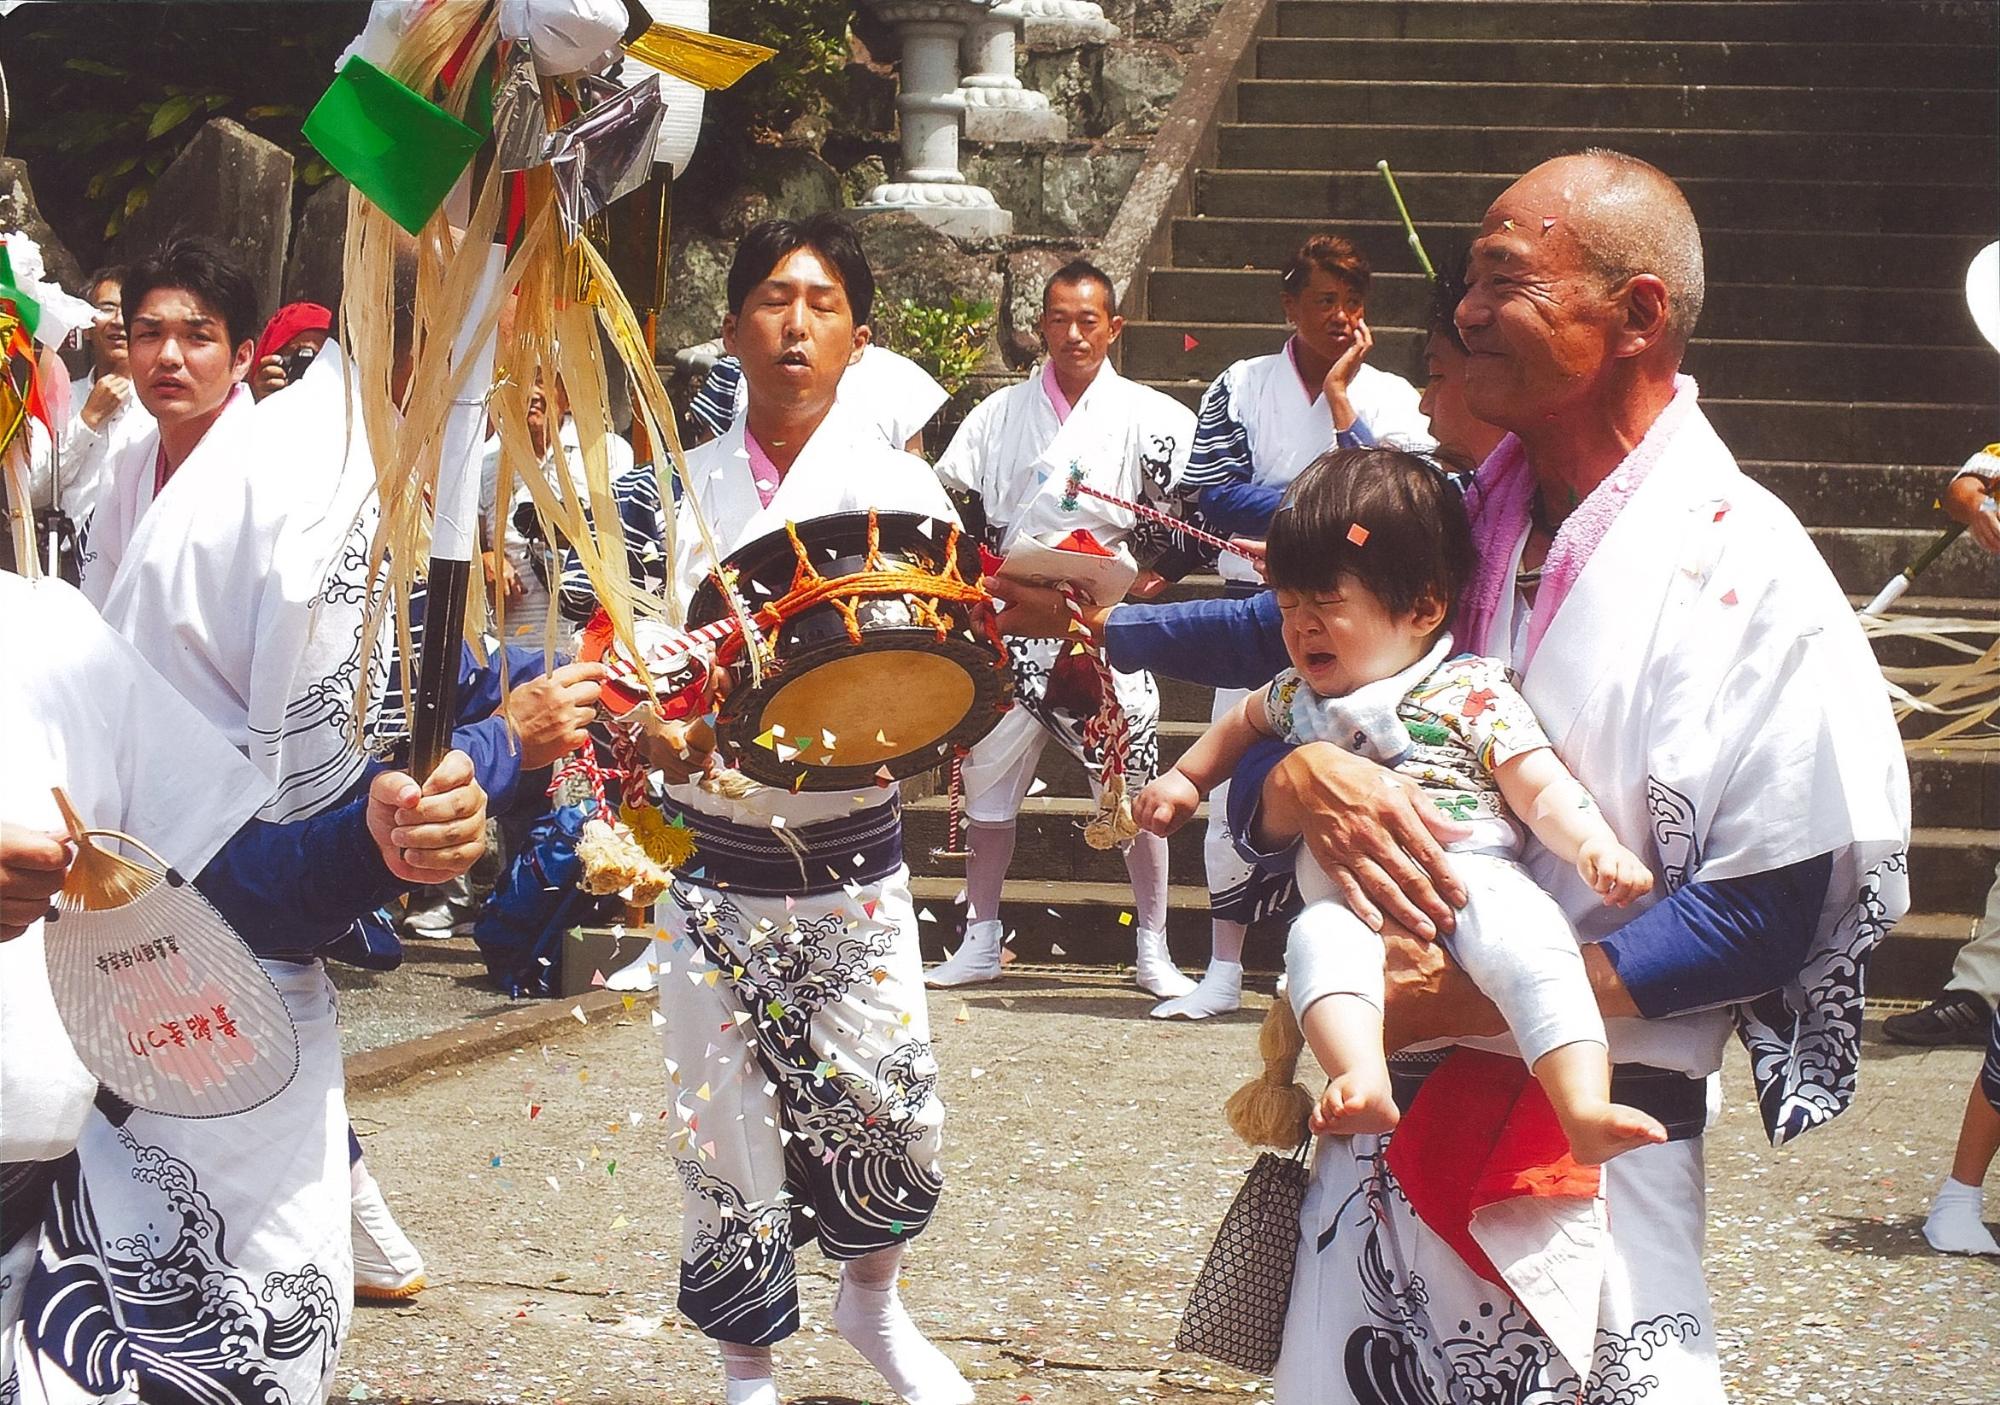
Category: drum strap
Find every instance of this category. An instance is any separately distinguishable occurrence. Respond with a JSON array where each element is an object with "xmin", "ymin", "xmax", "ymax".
[{"xmin": 661, "ymin": 798, "xmax": 905, "ymax": 898}]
